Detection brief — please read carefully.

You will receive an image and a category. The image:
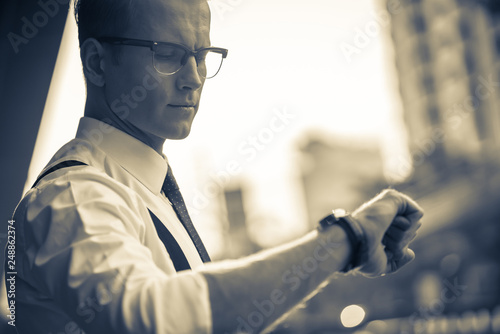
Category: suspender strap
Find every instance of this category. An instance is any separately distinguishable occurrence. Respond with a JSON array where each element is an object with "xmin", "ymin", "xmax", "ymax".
[
  {"xmin": 147, "ymin": 209, "xmax": 191, "ymax": 271},
  {"xmin": 32, "ymin": 160, "xmax": 87, "ymax": 188},
  {"xmin": 31, "ymin": 160, "xmax": 191, "ymax": 272}
]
